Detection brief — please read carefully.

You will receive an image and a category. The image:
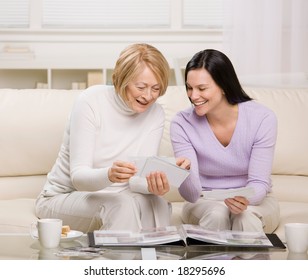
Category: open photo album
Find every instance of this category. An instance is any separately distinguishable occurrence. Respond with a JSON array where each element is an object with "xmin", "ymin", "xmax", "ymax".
[{"xmin": 87, "ymin": 224, "xmax": 286, "ymax": 249}]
